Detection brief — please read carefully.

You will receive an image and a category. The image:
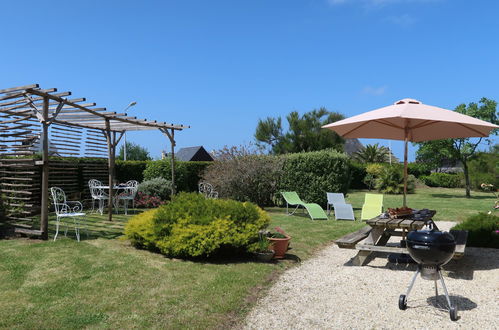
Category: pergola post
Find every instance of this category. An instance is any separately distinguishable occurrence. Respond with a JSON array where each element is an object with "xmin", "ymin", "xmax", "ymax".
[
  {"xmin": 104, "ymin": 120, "xmax": 115, "ymax": 221},
  {"xmin": 103, "ymin": 121, "xmax": 124, "ymax": 222},
  {"xmin": 159, "ymin": 128, "xmax": 176, "ymax": 196},
  {"xmin": 40, "ymin": 96, "xmax": 49, "ymax": 240}
]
